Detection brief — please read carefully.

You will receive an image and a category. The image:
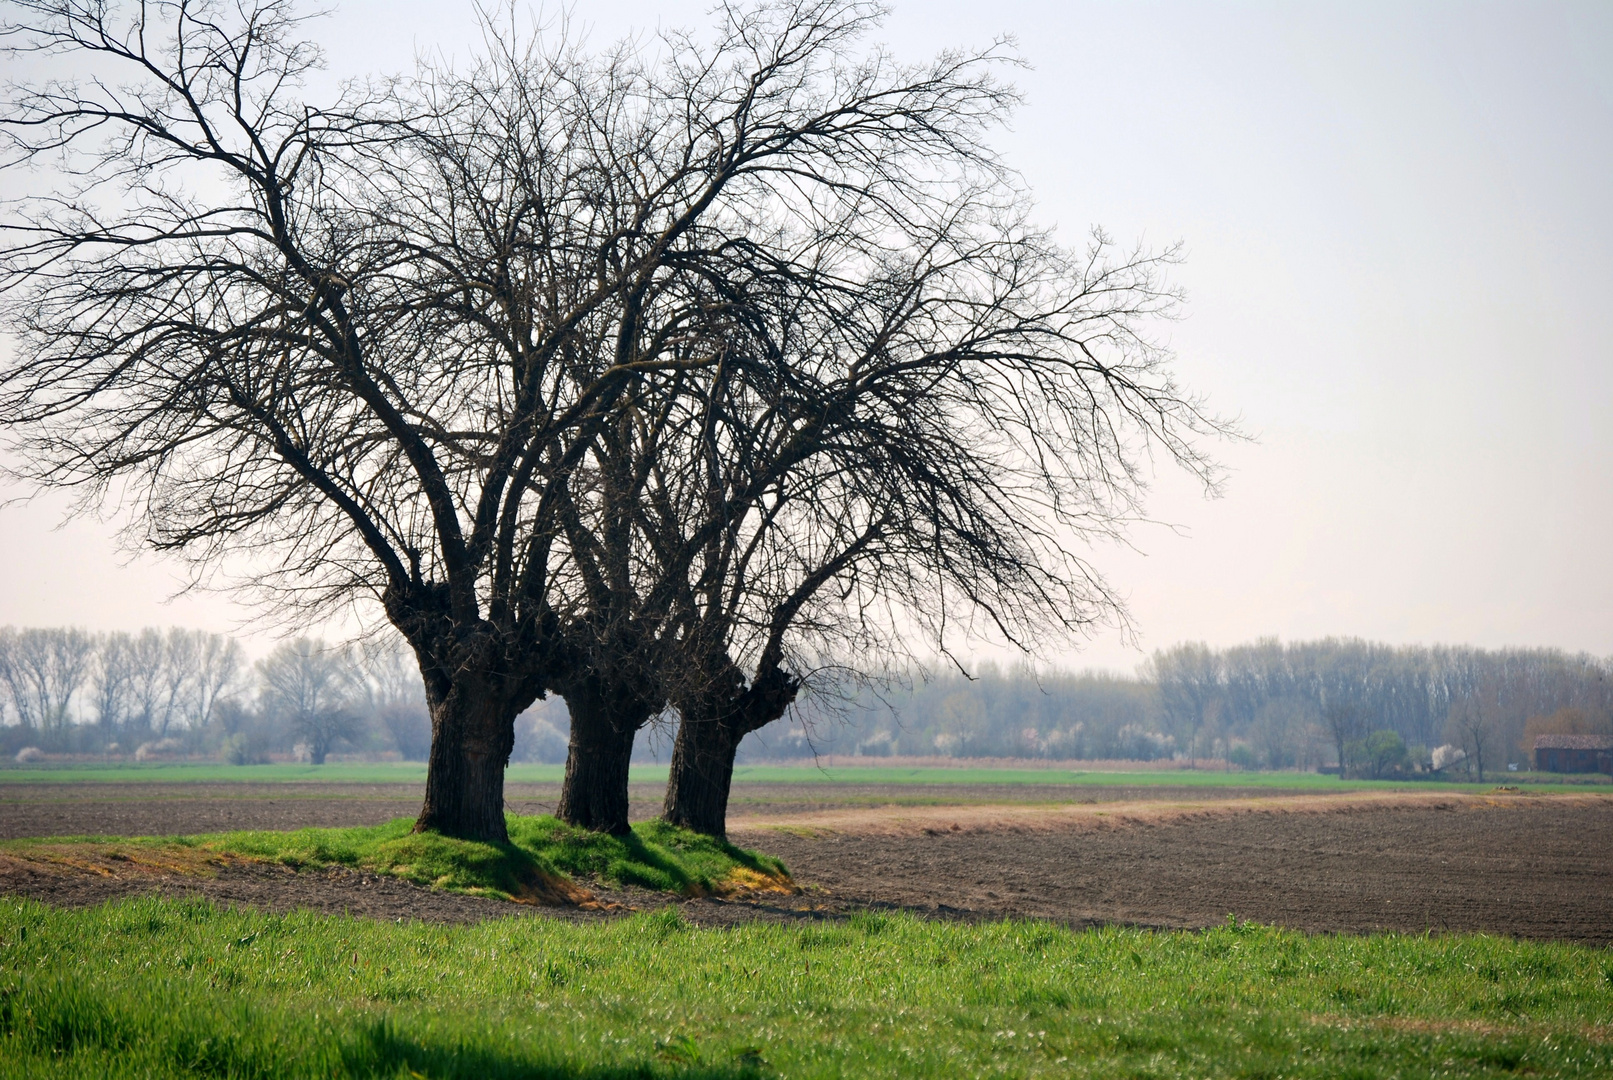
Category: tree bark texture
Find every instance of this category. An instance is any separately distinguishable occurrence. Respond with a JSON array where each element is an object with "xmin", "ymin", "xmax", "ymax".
[
  {"xmin": 661, "ymin": 709, "xmax": 741, "ymax": 838},
  {"xmin": 555, "ymin": 678, "xmax": 654, "ymax": 835},
  {"xmin": 414, "ymin": 685, "xmax": 516, "ymax": 843},
  {"xmin": 663, "ymin": 666, "xmax": 799, "ymax": 838}
]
